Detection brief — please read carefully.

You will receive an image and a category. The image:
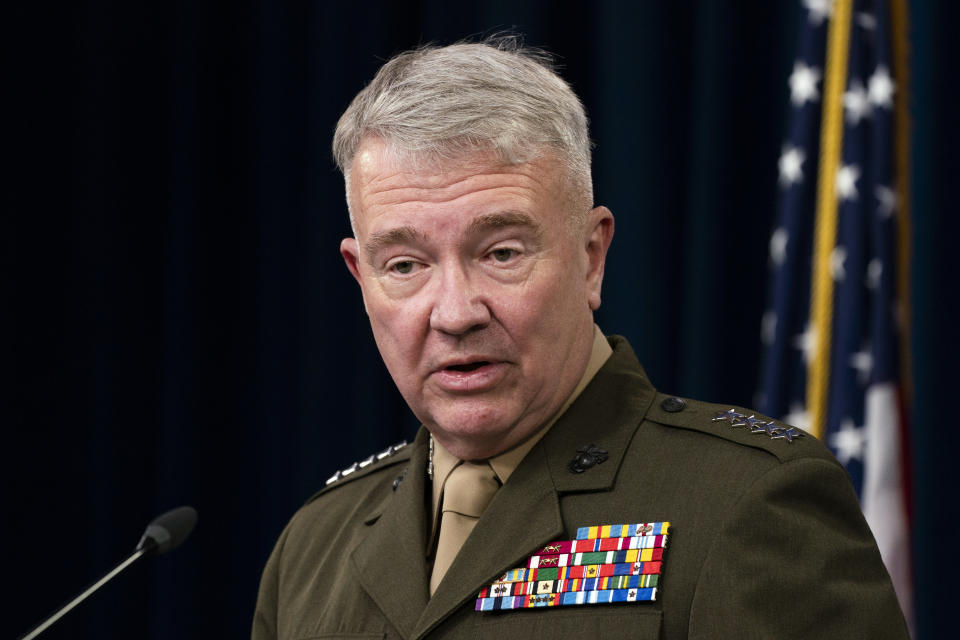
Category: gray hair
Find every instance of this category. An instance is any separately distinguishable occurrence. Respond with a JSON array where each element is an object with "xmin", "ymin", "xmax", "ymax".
[{"xmin": 333, "ymin": 36, "xmax": 593, "ymax": 221}]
